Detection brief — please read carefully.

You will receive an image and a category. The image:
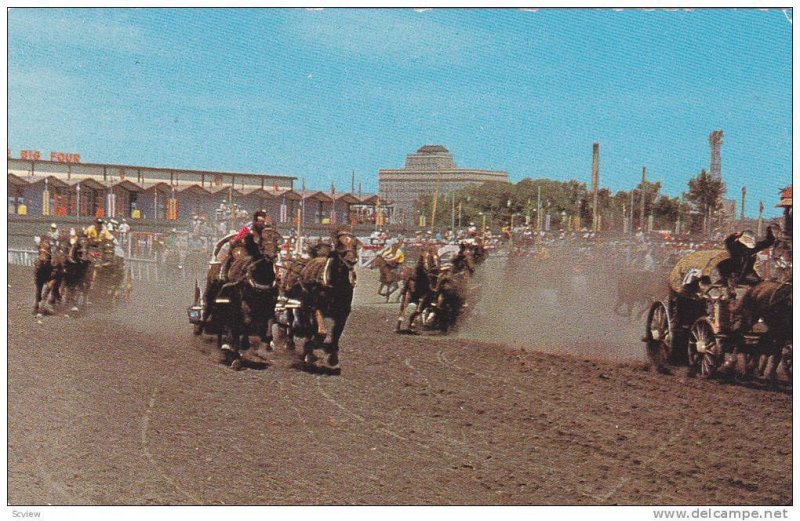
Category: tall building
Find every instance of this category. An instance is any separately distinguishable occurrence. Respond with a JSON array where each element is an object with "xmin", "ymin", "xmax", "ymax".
[{"xmin": 378, "ymin": 145, "xmax": 508, "ymax": 225}]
